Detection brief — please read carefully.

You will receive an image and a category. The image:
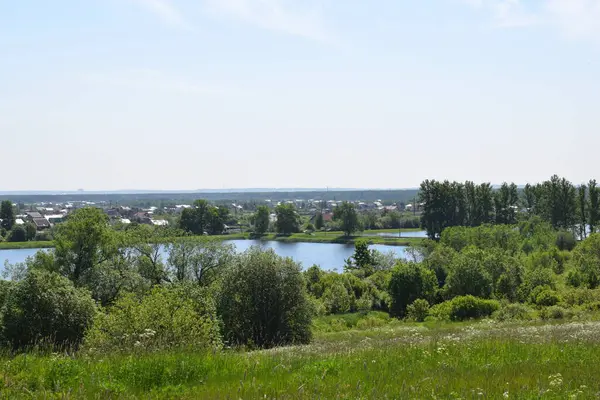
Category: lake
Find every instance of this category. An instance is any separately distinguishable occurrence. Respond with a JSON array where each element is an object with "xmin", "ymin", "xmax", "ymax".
[
  {"xmin": 0, "ymin": 240, "xmax": 407, "ymax": 272},
  {"xmin": 363, "ymin": 230, "xmax": 428, "ymax": 238}
]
